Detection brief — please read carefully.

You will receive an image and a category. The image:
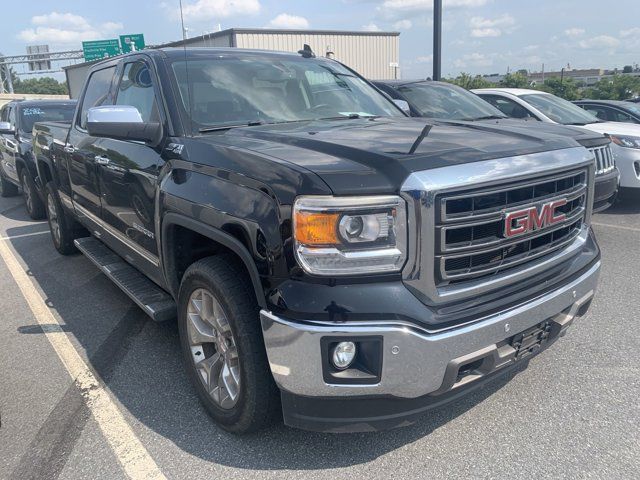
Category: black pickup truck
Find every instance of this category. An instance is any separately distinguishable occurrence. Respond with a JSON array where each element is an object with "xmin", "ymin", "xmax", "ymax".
[
  {"xmin": 33, "ymin": 48, "xmax": 601, "ymax": 433},
  {"xmin": 0, "ymin": 99, "xmax": 76, "ymax": 218},
  {"xmin": 374, "ymin": 80, "xmax": 620, "ymax": 212}
]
